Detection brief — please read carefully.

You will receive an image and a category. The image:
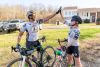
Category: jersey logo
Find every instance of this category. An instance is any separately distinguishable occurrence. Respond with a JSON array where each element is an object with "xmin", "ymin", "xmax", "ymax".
[{"xmin": 31, "ymin": 25, "xmax": 38, "ymax": 33}]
